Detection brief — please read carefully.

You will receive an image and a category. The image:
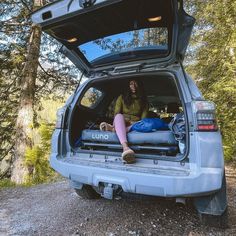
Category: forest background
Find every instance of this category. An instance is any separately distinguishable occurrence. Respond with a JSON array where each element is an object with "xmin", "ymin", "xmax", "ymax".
[{"xmin": 0, "ymin": 0, "xmax": 235, "ymax": 185}]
